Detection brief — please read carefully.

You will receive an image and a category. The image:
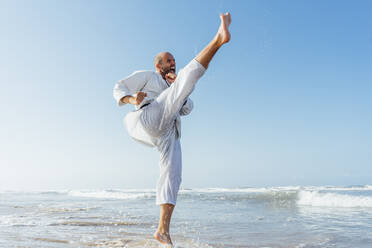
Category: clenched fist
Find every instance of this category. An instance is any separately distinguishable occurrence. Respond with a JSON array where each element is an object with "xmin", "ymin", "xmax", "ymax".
[
  {"xmin": 121, "ymin": 92, "xmax": 147, "ymax": 105},
  {"xmin": 132, "ymin": 92, "xmax": 147, "ymax": 105},
  {"xmin": 165, "ymin": 72, "xmax": 177, "ymax": 84}
]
